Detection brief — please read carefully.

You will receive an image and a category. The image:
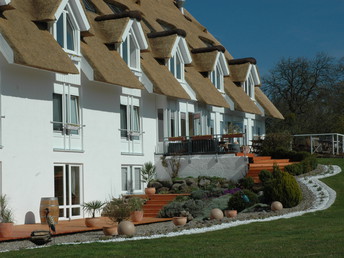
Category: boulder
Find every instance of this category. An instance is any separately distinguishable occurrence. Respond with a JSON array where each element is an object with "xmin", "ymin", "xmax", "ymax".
[
  {"xmin": 185, "ymin": 178, "xmax": 198, "ymax": 186},
  {"xmin": 149, "ymin": 181, "xmax": 163, "ymax": 189},
  {"xmin": 198, "ymin": 178, "xmax": 211, "ymax": 187}
]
